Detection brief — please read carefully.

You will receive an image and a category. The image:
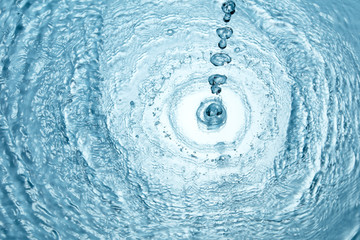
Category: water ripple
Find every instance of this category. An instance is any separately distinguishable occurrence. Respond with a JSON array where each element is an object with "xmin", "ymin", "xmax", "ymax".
[{"xmin": 0, "ymin": 0, "xmax": 359, "ymax": 239}]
